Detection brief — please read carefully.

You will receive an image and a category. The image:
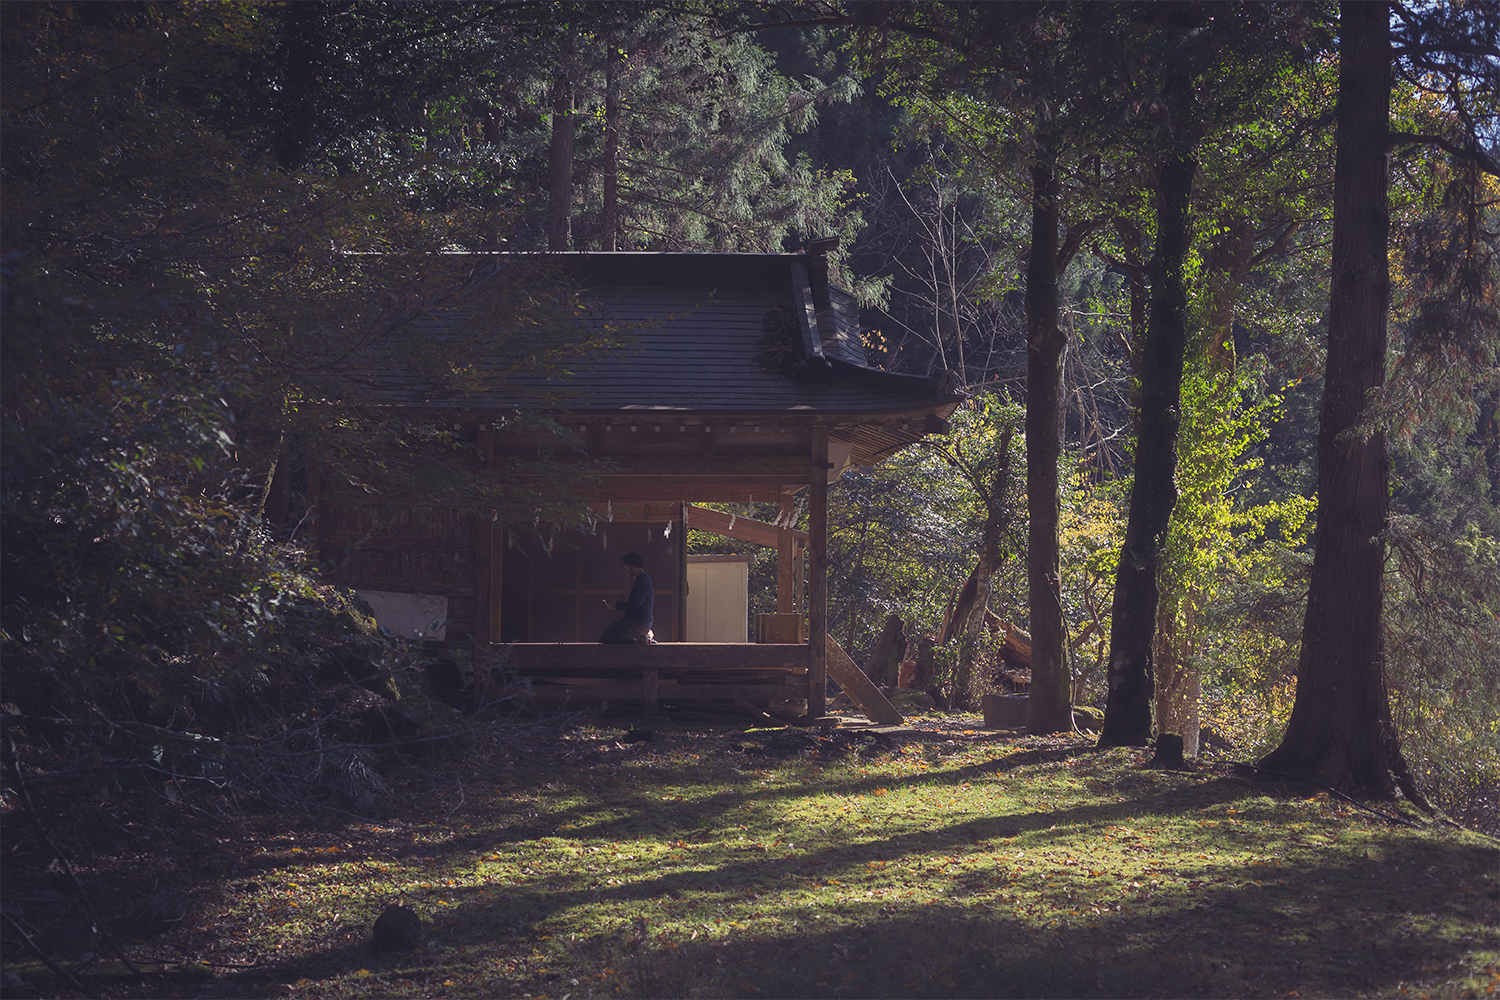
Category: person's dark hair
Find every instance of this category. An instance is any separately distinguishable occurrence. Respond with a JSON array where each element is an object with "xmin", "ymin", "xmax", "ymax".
[{"xmin": 621, "ymin": 551, "xmax": 644, "ymax": 568}]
